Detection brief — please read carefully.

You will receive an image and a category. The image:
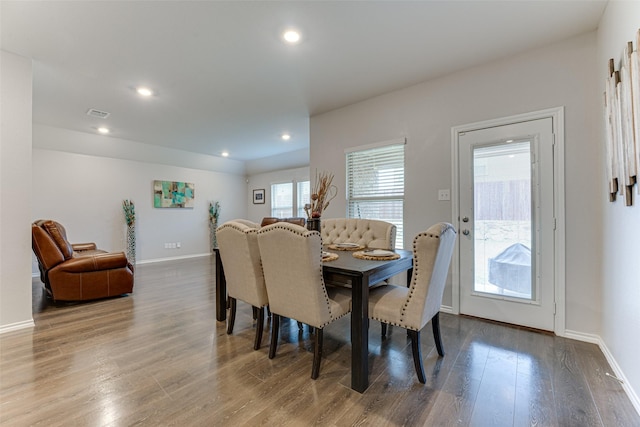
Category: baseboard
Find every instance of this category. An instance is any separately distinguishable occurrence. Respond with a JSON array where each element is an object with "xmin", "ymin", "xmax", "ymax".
[
  {"xmin": 135, "ymin": 252, "xmax": 212, "ymax": 265},
  {"xmin": 565, "ymin": 329, "xmax": 640, "ymax": 416},
  {"xmin": 440, "ymin": 305, "xmax": 453, "ymax": 314},
  {"xmin": 31, "ymin": 252, "xmax": 213, "ymax": 276},
  {"xmin": 564, "ymin": 329, "xmax": 600, "ymax": 344},
  {"xmin": 0, "ymin": 319, "xmax": 35, "ymax": 335},
  {"xmin": 597, "ymin": 337, "xmax": 640, "ymax": 416}
]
